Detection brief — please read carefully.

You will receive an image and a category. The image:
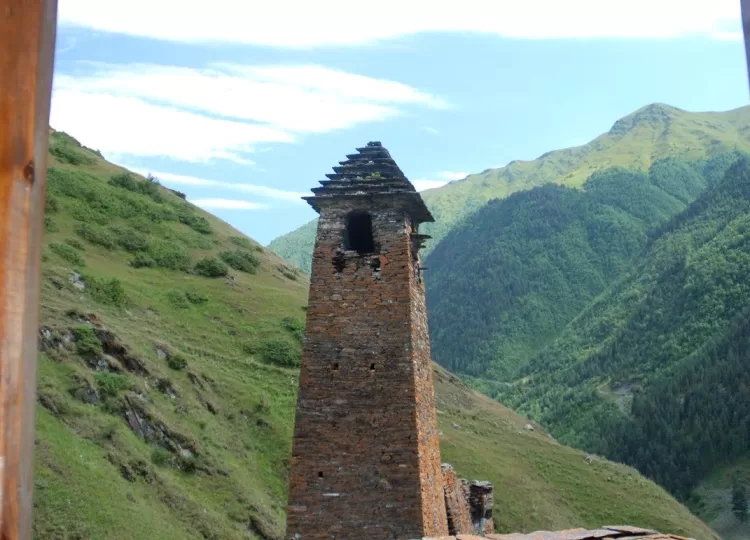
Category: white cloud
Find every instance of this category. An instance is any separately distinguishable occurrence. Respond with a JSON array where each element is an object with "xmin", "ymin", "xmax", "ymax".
[
  {"xmin": 411, "ymin": 171, "xmax": 469, "ymax": 191},
  {"xmin": 59, "ymin": 0, "xmax": 740, "ymax": 47},
  {"xmin": 191, "ymin": 198, "xmax": 267, "ymax": 210},
  {"xmin": 437, "ymin": 171, "xmax": 469, "ymax": 181},
  {"xmin": 50, "ymin": 62, "xmax": 445, "ymax": 163},
  {"xmin": 423, "ymin": 127, "xmax": 440, "ymax": 135},
  {"xmin": 412, "ymin": 179, "xmax": 450, "ymax": 192},
  {"xmin": 147, "ymin": 170, "xmax": 307, "ymax": 202},
  {"xmin": 51, "ymin": 86, "xmax": 291, "ymax": 163}
]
